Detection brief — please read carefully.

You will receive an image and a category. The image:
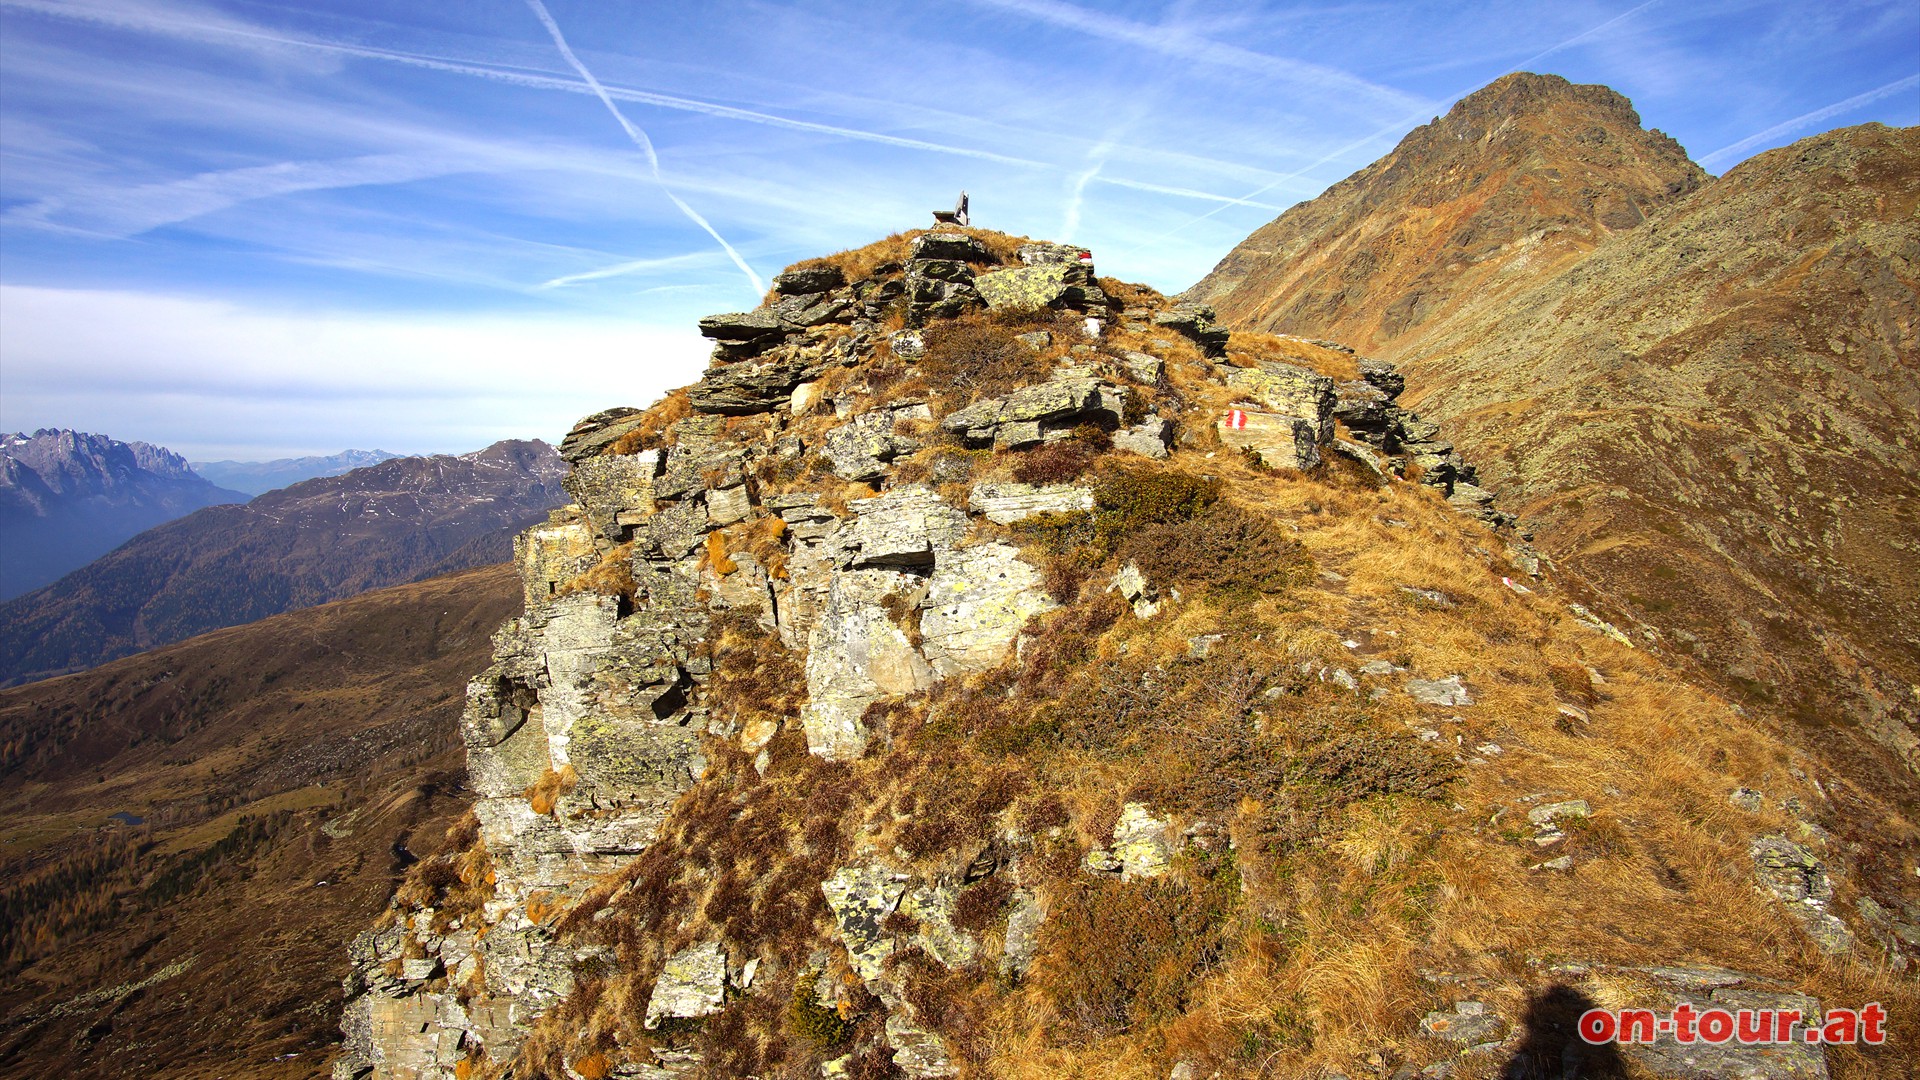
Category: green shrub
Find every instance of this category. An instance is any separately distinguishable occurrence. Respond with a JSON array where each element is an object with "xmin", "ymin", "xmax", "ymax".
[
  {"xmin": 785, "ymin": 979, "xmax": 851, "ymax": 1050},
  {"xmin": 1015, "ymin": 464, "xmax": 1220, "ymax": 562},
  {"xmin": 1121, "ymin": 503, "xmax": 1315, "ymax": 600}
]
